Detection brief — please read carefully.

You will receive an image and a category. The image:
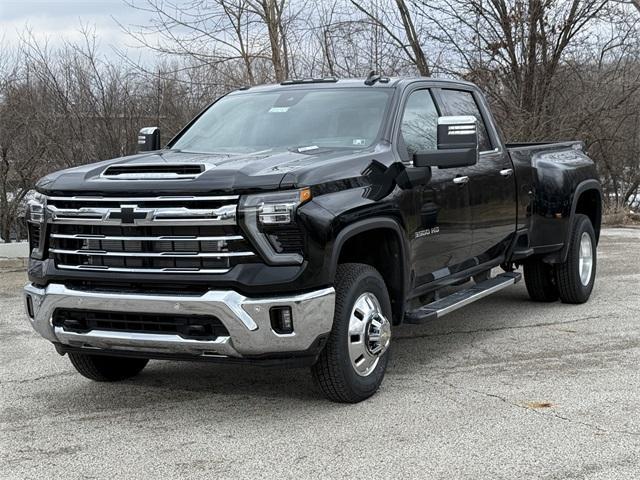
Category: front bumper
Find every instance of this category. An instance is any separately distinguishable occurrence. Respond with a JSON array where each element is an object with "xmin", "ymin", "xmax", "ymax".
[{"xmin": 24, "ymin": 283, "xmax": 335, "ymax": 360}]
